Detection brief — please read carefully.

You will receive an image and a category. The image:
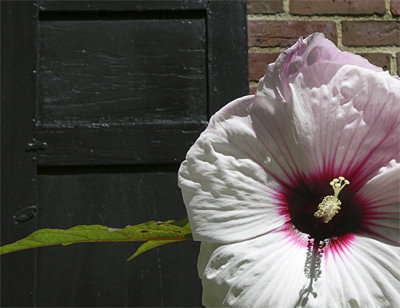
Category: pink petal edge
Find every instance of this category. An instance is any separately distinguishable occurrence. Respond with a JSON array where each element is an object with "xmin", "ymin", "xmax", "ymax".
[{"xmin": 256, "ymin": 33, "xmax": 382, "ymax": 102}]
